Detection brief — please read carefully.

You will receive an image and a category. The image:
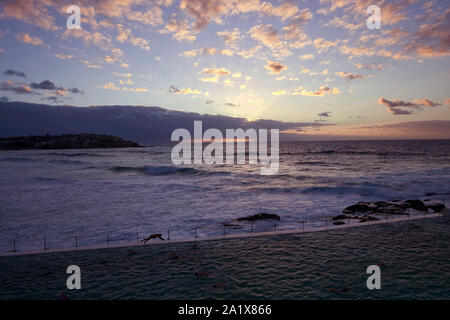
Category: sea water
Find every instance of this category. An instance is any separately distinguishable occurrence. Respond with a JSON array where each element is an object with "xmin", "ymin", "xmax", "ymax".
[{"xmin": 0, "ymin": 140, "xmax": 449, "ymax": 253}]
